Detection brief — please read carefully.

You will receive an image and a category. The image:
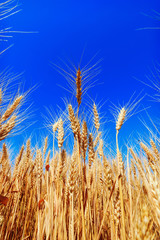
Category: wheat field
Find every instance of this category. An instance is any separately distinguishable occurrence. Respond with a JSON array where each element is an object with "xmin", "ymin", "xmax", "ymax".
[{"xmin": 0, "ymin": 64, "xmax": 159, "ymax": 240}]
